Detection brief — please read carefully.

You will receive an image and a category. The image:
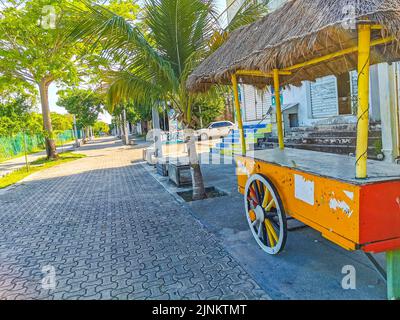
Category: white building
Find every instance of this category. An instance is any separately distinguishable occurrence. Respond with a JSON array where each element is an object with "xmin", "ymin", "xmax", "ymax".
[{"xmin": 226, "ymin": 0, "xmax": 400, "ymax": 162}]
